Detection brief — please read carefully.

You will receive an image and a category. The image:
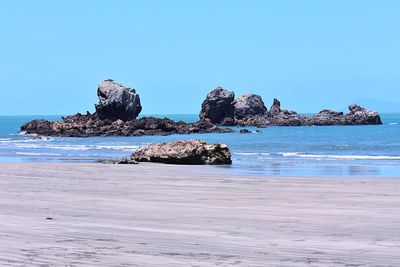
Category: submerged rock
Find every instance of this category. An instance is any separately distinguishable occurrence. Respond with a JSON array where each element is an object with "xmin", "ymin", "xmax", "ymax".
[
  {"xmin": 95, "ymin": 79, "xmax": 142, "ymax": 121},
  {"xmin": 131, "ymin": 140, "xmax": 232, "ymax": 165},
  {"xmin": 239, "ymin": 129, "xmax": 252, "ymax": 134},
  {"xmin": 199, "ymin": 87, "xmax": 235, "ymax": 124}
]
